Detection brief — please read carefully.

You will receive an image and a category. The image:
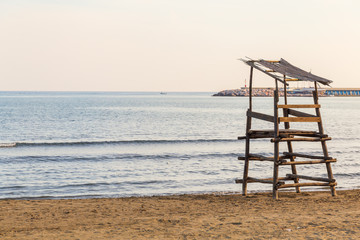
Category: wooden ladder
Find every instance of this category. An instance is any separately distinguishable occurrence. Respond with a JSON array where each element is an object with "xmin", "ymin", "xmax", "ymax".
[{"xmin": 236, "ymin": 78, "xmax": 337, "ymax": 199}]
